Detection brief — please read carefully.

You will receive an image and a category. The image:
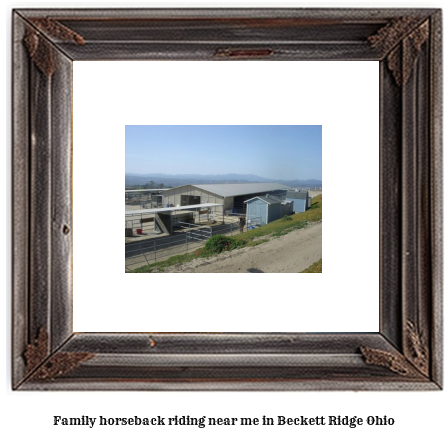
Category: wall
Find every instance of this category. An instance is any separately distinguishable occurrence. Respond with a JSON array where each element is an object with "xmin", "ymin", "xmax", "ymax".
[
  {"xmin": 246, "ymin": 198, "xmax": 268, "ymax": 225},
  {"xmin": 280, "ymin": 202, "xmax": 293, "ymax": 217},
  {"xmin": 287, "ymin": 197, "xmax": 307, "ymax": 213},
  {"xmin": 267, "ymin": 202, "xmax": 282, "ymax": 223},
  {"xmin": 161, "ymin": 185, "xmax": 225, "ymax": 217}
]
